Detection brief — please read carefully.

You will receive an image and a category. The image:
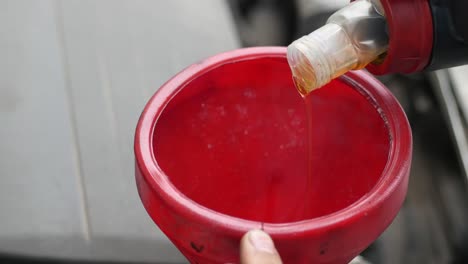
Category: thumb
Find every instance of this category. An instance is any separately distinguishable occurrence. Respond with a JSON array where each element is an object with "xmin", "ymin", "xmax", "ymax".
[{"xmin": 240, "ymin": 230, "xmax": 282, "ymax": 264}]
